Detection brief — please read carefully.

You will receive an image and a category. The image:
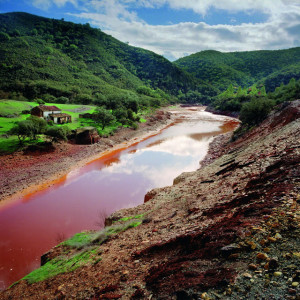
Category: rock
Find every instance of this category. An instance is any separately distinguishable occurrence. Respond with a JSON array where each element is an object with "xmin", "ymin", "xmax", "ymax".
[
  {"xmin": 201, "ymin": 292, "xmax": 211, "ymax": 299},
  {"xmin": 291, "ymin": 282, "xmax": 299, "ymax": 287},
  {"xmin": 268, "ymin": 258, "xmax": 279, "ymax": 270},
  {"xmin": 257, "ymin": 252, "xmax": 269, "ymax": 260},
  {"xmin": 275, "ymin": 233, "xmax": 282, "ymax": 239},
  {"xmin": 242, "ymin": 273, "xmax": 253, "ymax": 279},
  {"xmin": 144, "ymin": 190, "xmax": 157, "ymax": 202},
  {"xmin": 228, "ymin": 253, "xmax": 239, "ymax": 259},
  {"xmin": 248, "ymin": 263, "xmax": 258, "ymax": 270},
  {"xmin": 220, "ymin": 243, "xmax": 240, "ymax": 256},
  {"xmin": 268, "ymin": 237, "xmax": 277, "ymax": 242},
  {"xmin": 288, "ymin": 289, "xmax": 297, "ymax": 295},
  {"xmin": 75, "ymin": 127, "xmax": 100, "ymax": 144},
  {"xmin": 274, "ymin": 271, "xmax": 282, "ymax": 277}
]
